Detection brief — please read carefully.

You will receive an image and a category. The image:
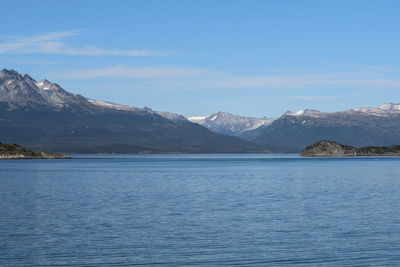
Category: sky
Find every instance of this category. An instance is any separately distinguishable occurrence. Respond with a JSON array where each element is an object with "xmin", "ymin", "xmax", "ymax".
[{"xmin": 1, "ymin": 0, "xmax": 400, "ymax": 117}]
